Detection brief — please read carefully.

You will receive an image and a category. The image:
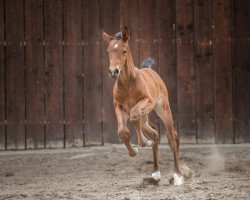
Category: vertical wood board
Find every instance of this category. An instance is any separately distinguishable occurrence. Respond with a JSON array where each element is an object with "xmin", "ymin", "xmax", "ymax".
[
  {"xmin": 0, "ymin": 0, "xmax": 5, "ymax": 149},
  {"xmin": 176, "ymin": 0, "xmax": 196, "ymax": 143},
  {"xmin": 63, "ymin": 0, "xmax": 83, "ymax": 147},
  {"xmin": 25, "ymin": 0, "xmax": 45, "ymax": 149},
  {"xmin": 233, "ymin": 0, "xmax": 250, "ymax": 143},
  {"xmin": 5, "ymin": 0, "xmax": 25, "ymax": 149},
  {"xmin": 194, "ymin": 0, "xmax": 214, "ymax": 143},
  {"xmin": 213, "ymin": 0, "xmax": 233, "ymax": 143},
  {"xmin": 44, "ymin": 0, "xmax": 64, "ymax": 148},
  {"xmin": 84, "ymin": 0, "xmax": 103, "ymax": 145}
]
